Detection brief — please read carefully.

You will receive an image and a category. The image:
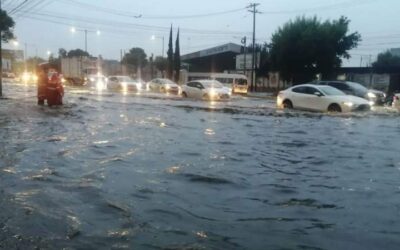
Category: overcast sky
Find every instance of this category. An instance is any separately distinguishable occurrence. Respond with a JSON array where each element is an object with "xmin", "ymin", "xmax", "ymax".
[{"xmin": 2, "ymin": 0, "xmax": 400, "ymax": 66}]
